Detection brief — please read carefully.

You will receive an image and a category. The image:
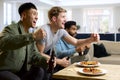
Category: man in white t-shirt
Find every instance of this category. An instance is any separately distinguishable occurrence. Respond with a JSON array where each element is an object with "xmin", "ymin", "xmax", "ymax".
[{"xmin": 36, "ymin": 6, "xmax": 100, "ymax": 72}]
